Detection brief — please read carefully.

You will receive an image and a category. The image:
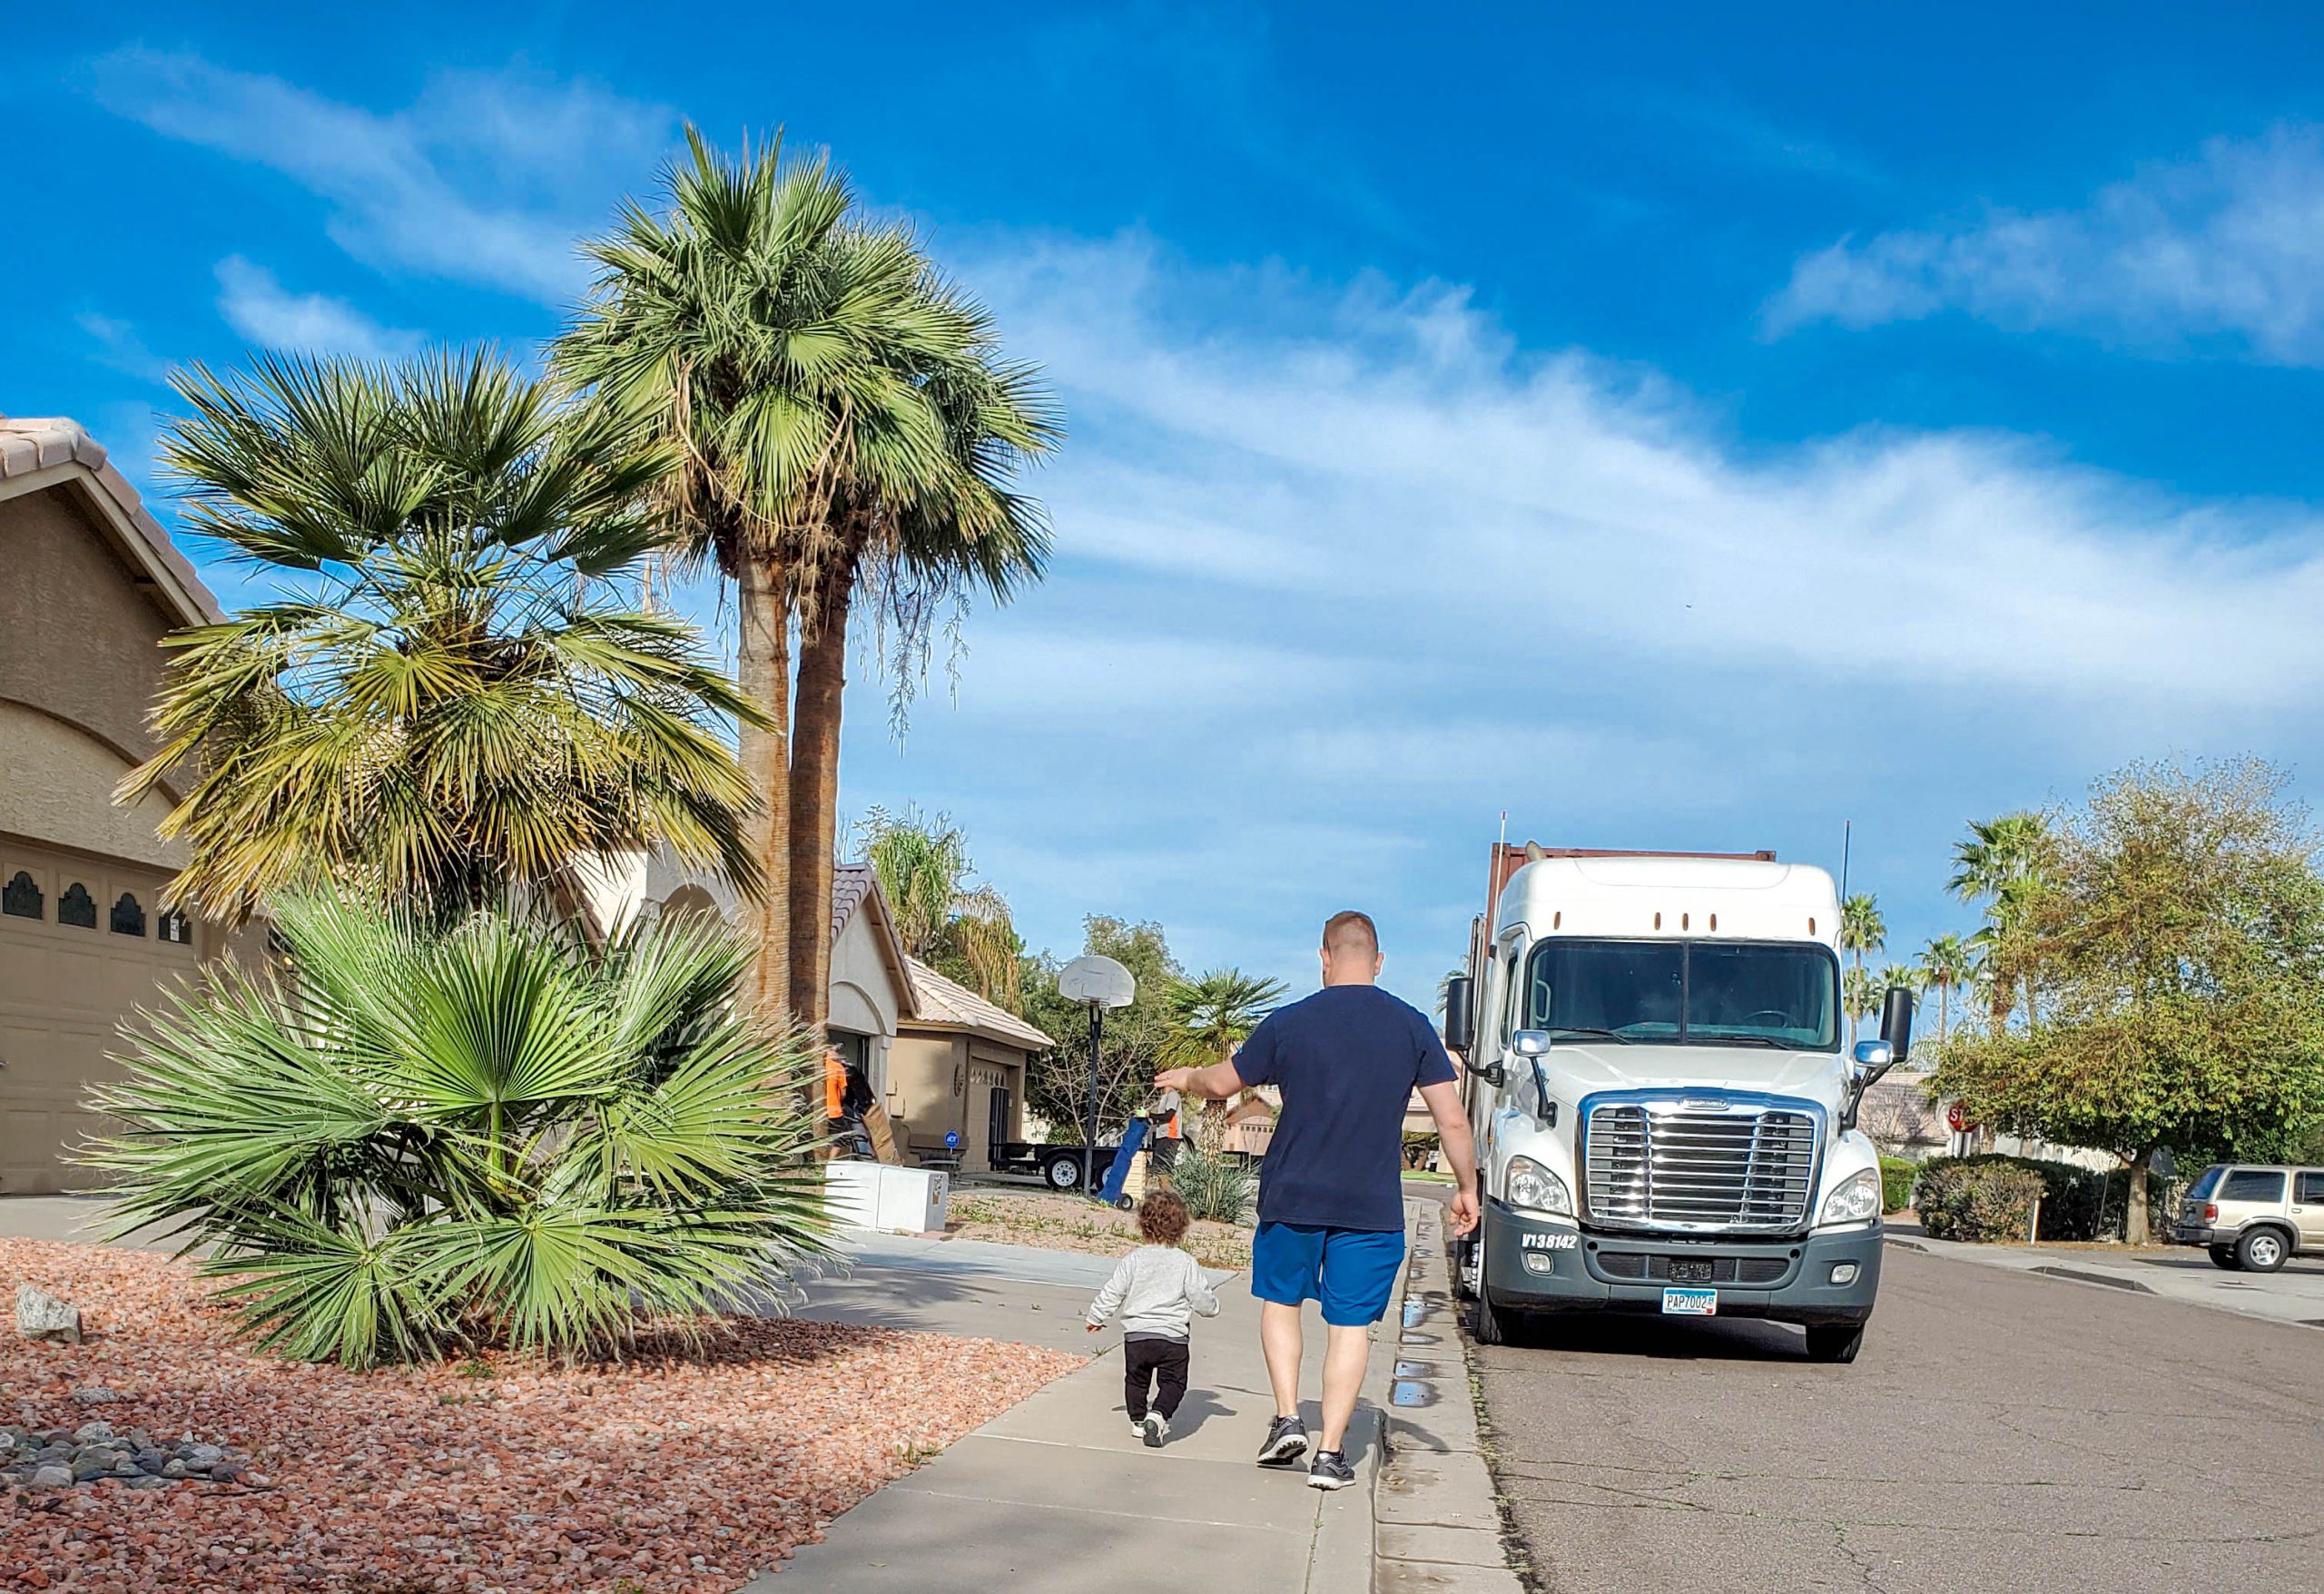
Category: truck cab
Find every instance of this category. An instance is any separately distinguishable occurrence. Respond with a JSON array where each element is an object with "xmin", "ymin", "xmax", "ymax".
[{"xmin": 1444, "ymin": 849, "xmax": 1913, "ymax": 1363}]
